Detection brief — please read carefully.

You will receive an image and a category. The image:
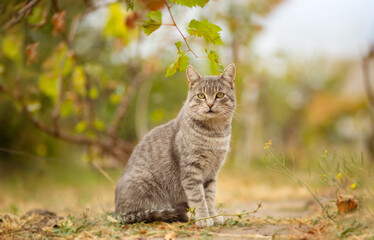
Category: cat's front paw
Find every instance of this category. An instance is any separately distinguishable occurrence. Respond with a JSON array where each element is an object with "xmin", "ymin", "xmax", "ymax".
[
  {"xmin": 212, "ymin": 215, "xmax": 224, "ymax": 225},
  {"xmin": 194, "ymin": 218, "xmax": 214, "ymax": 227}
]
